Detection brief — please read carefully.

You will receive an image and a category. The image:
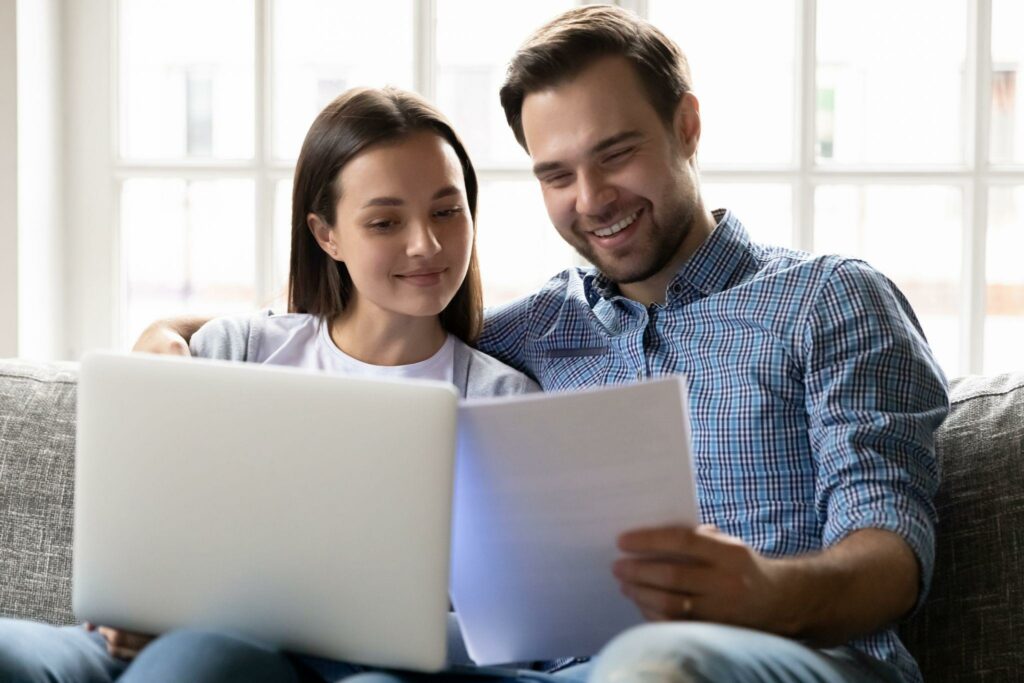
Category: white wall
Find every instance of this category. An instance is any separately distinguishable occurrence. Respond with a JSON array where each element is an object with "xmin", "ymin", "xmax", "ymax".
[
  {"xmin": 0, "ymin": 0, "xmax": 18, "ymax": 358},
  {"xmin": 17, "ymin": 0, "xmax": 64, "ymax": 360}
]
